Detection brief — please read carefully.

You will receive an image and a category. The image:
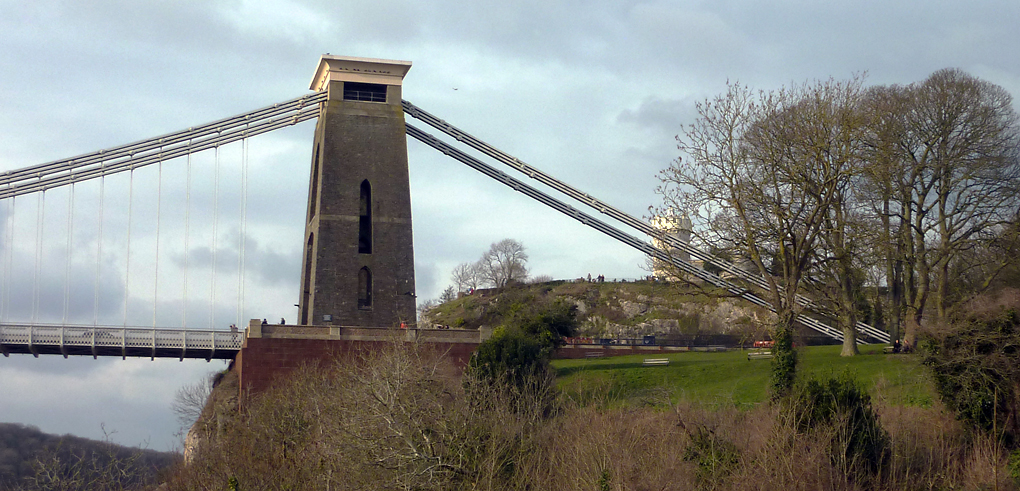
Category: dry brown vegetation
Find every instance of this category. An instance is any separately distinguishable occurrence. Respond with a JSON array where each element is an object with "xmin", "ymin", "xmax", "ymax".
[{"xmin": 163, "ymin": 341, "xmax": 1019, "ymax": 491}]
